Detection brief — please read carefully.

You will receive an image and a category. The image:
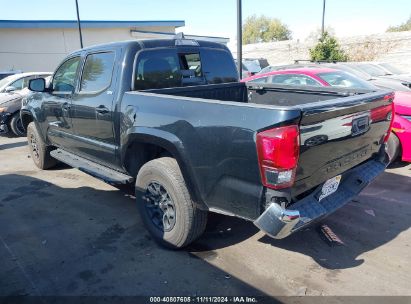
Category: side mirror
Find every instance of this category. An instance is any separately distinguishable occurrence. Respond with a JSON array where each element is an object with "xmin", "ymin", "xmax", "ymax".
[
  {"xmin": 4, "ymin": 86, "xmax": 16, "ymax": 93},
  {"xmin": 29, "ymin": 78, "xmax": 46, "ymax": 92}
]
